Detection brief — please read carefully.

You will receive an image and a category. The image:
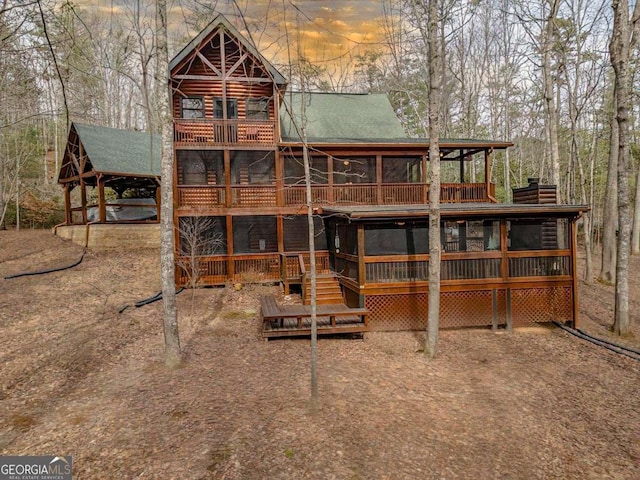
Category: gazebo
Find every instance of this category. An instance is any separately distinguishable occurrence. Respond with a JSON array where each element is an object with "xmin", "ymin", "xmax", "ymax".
[{"xmin": 57, "ymin": 123, "xmax": 161, "ymax": 225}]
